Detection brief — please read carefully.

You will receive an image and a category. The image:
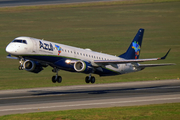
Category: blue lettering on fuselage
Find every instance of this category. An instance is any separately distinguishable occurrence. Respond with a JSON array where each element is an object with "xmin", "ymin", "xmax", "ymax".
[{"xmin": 39, "ymin": 41, "xmax": 53, "ymax": 51}]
